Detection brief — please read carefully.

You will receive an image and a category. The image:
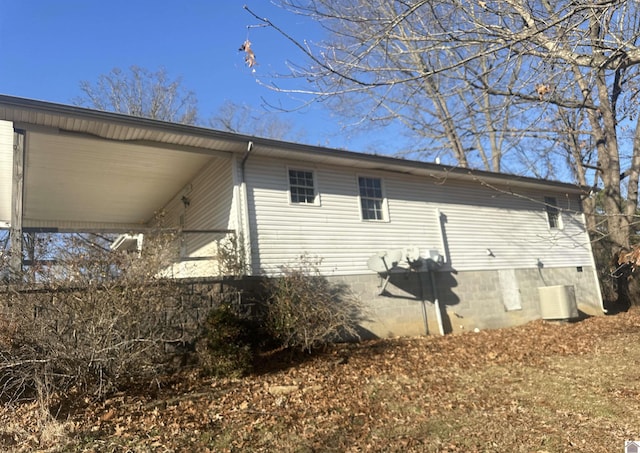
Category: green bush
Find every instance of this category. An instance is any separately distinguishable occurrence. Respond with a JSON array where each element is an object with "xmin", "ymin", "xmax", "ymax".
[{"xmin": 196, "ymin": 304, "xmax": 256, "ymax": 378}]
